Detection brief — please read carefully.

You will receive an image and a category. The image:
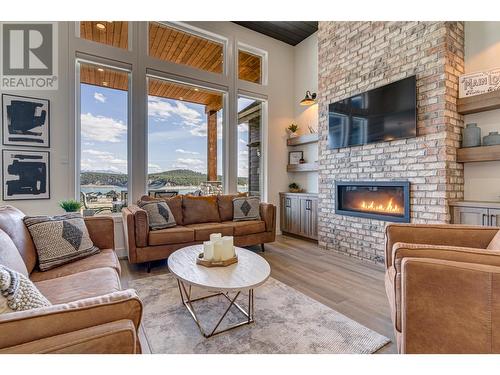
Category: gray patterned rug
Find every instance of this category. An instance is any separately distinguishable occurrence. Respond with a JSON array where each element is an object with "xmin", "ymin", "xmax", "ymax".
[{"xmin": 130, "ymin": 274, "xmax": 390, "ymax": 354}]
